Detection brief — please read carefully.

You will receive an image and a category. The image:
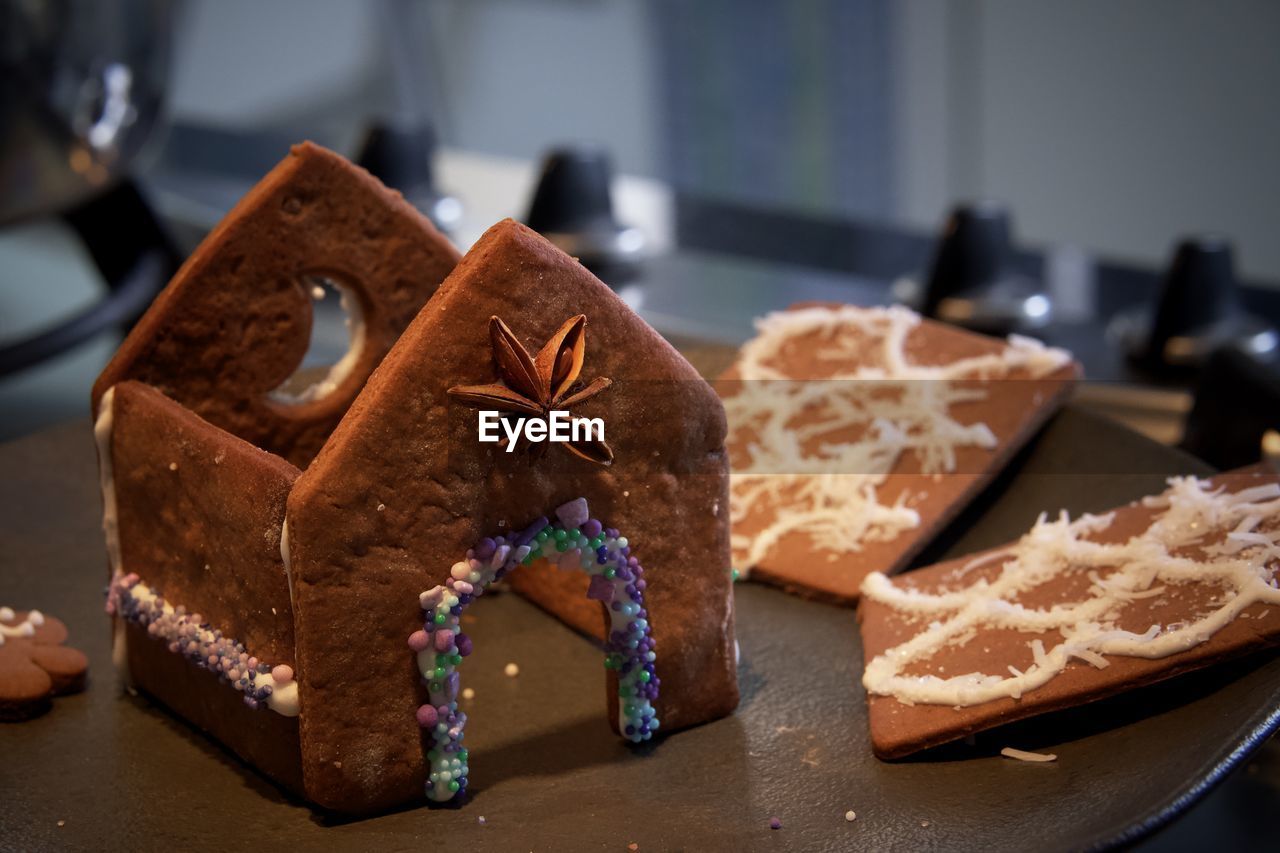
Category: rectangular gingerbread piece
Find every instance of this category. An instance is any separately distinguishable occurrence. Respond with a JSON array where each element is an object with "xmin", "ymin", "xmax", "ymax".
[
  {"xmin": 720, "ymin": 304, "xmax": 1080, "ymax": 602},
  {"xmin": 857, "ymin": 465, "xmax": 1280, "ymax": 759}
]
